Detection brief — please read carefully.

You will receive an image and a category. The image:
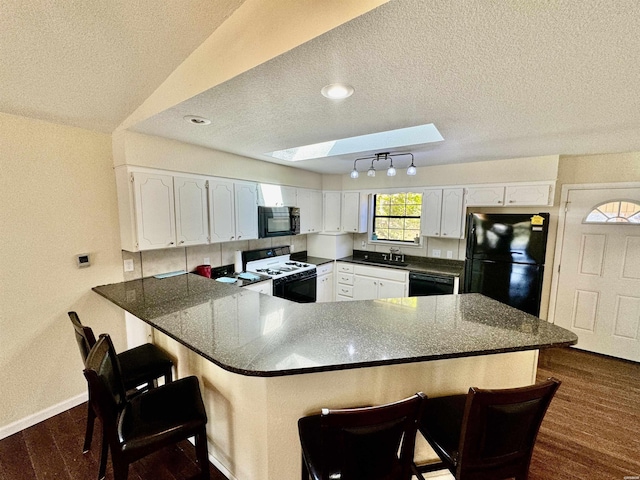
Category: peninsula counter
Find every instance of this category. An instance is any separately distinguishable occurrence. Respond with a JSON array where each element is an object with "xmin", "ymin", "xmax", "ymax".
[{"xmin": 93, "ymin": 273, "xmax": 576, "ymax": 480}]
